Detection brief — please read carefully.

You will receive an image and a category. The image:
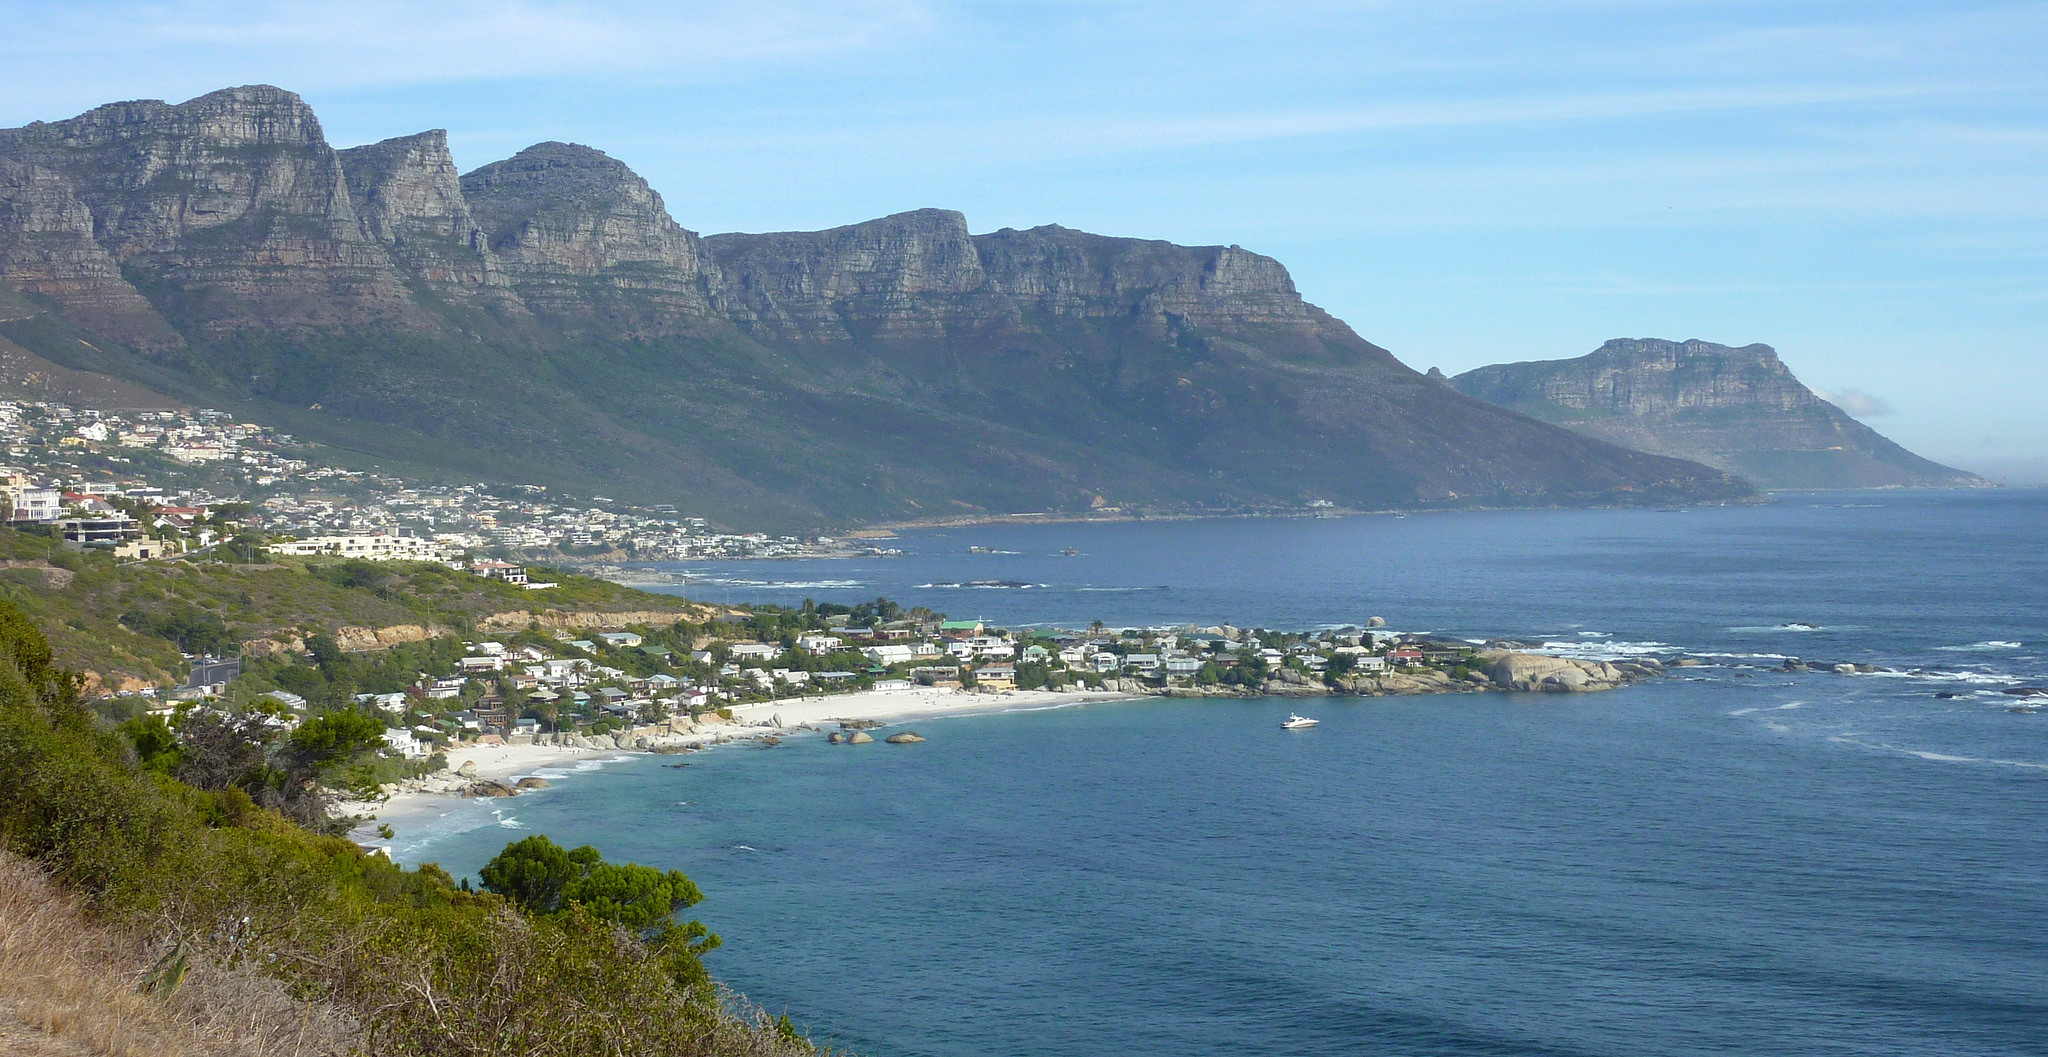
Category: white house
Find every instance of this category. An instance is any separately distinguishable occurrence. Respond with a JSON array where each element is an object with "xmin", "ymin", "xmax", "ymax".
[
  {"xmin": 272, "ymin": 534, "xmax": 456, "ymax": 563},
  {"xmin": 863, "ymin": 643, "xmax": 918, "ymax": 665},
  {"xmin": 383, "ymin": 727, "xmax": 429, "ymax": 759},
  {"xmin": 797, "ymin": 634, "xmax": 843, "ymax": 656}
]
